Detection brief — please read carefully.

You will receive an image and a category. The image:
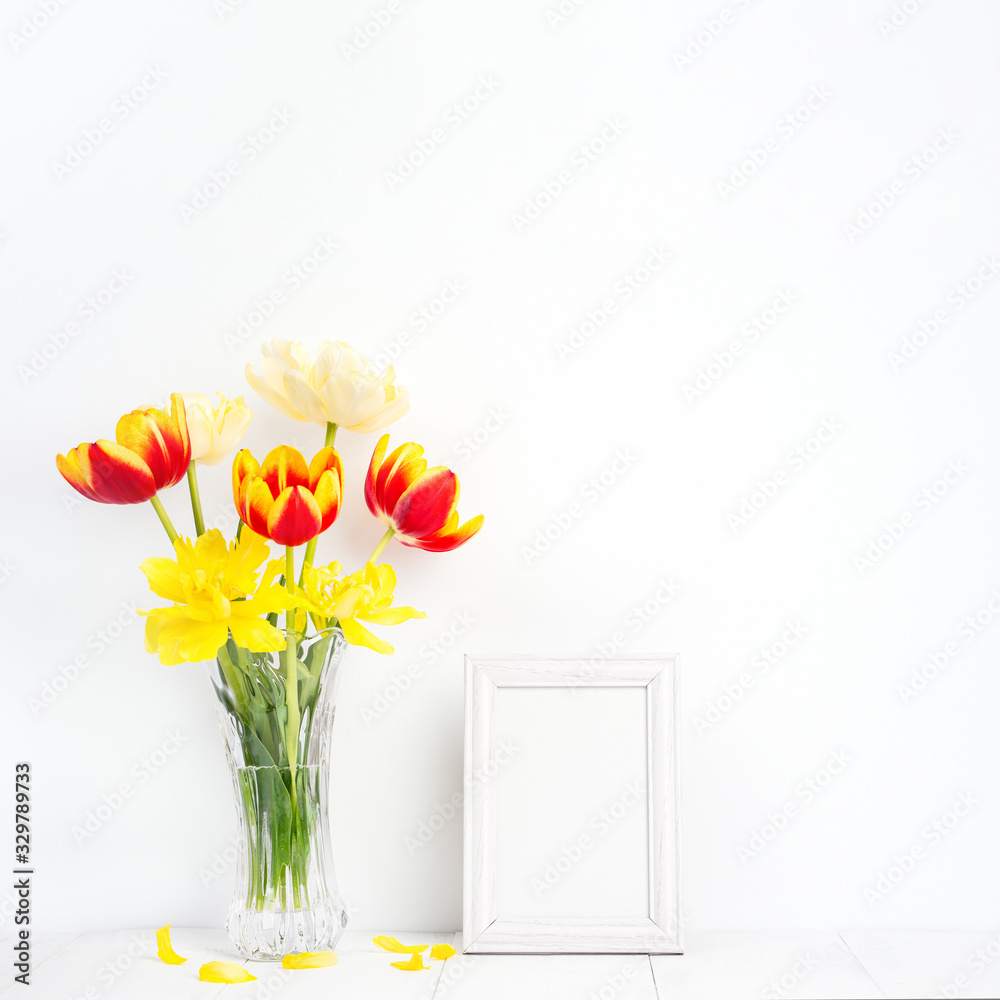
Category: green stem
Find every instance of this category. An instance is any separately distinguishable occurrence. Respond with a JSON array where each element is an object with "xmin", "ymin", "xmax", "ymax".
[
  {"xmin": 284, "ymin": 546, "xmax": 300, "ymax": 815},
  {"xmin": 149, "ymin": 495, "xmax": 179, "ymax": 544},
  {"xmin": 297, "ymin": 423, "xmax": 338, "ymax": 585},
  {"xmin": 368, "ymin": 525, "xmax": 395, "ymax": 564},
  {"xmin": 186, "ymin": 462, "xmax": 206, "ymax": 537}
]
